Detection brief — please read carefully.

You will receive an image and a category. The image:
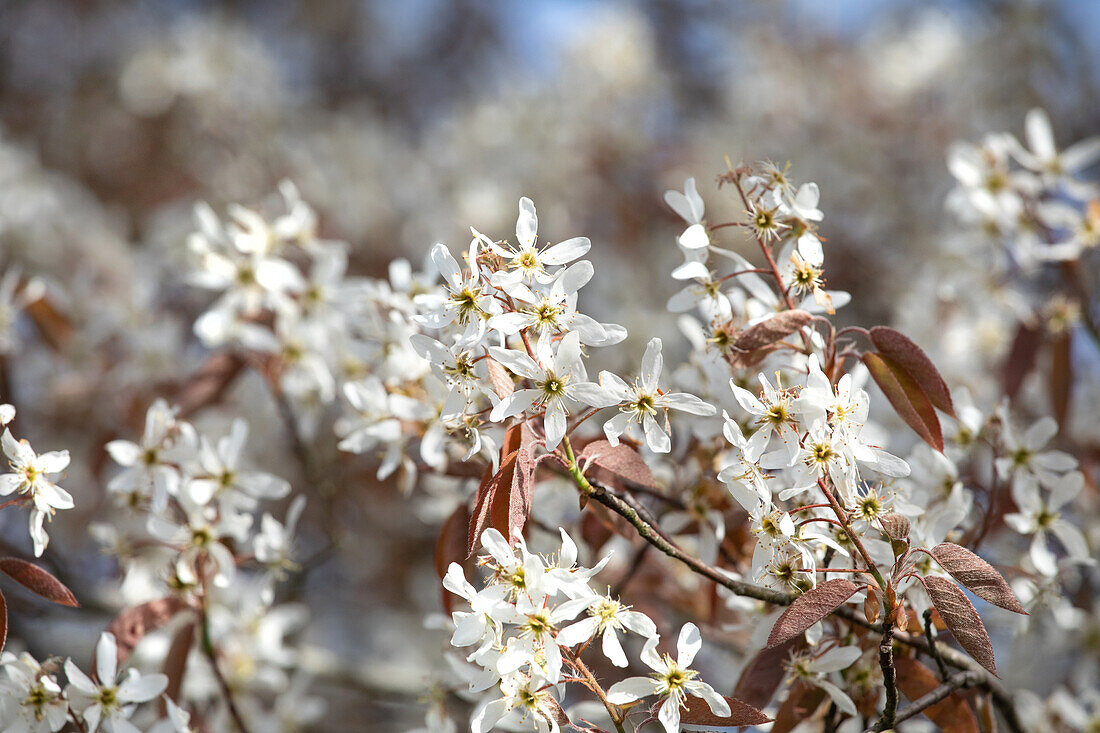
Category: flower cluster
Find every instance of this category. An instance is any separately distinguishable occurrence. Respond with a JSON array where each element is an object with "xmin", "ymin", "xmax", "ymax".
[{"xmin": 445, "ymin": 529, "xmax": 728, "ymax": 733}]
